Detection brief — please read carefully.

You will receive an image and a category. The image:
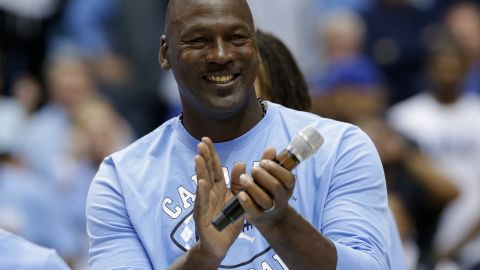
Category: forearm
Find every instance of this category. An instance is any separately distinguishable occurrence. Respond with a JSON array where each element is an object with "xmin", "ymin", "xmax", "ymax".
[
  {"xmin": 403, "ymin": 151, "xmax": 459, "ymax": 204},
  {"xmin": 446, "ymin": 219, "xmax": 480, "ymax": 257},
  {"xmin": 168, "ymin": 242, "xmax": 222, "ymax": 270},
  {"xmin": 256, "ymin": 207, "xmax": 337, "ymax": 270}
]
